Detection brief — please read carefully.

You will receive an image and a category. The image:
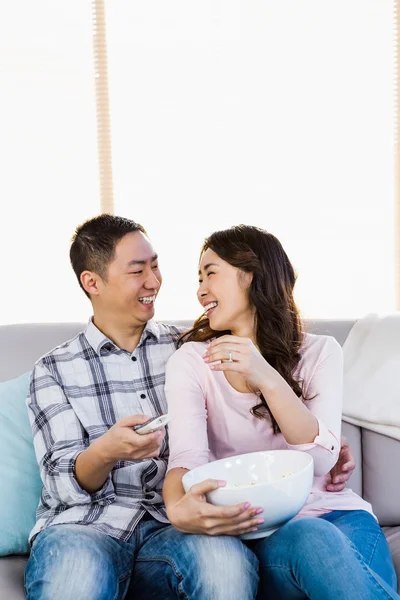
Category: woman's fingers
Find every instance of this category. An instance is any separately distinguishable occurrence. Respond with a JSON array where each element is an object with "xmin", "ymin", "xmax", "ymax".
[
  {"xmin": 207, "ymin": 515, "xmax": 265, "ymax": 536},
  {"xmin": 200, "ymin": 505, "xmax": 264, "ymax": 533},
  {"xmin": 204, "ymin": 348, "xmax": 240, "ymax": 363},
  {"xmin": 190, "ymin": 478, "xmax": 227, "ymax": 496}
]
